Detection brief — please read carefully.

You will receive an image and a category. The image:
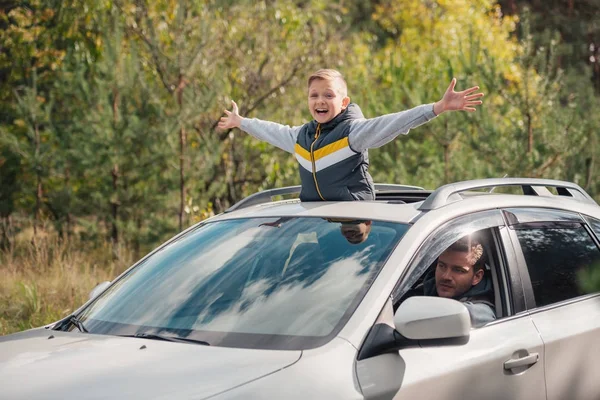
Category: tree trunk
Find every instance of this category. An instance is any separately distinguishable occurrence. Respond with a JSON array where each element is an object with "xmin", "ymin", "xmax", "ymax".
[
  {"xmin": 111, "ymin": 164, "xmax": 119, "ymax": 245},
  {"xmin": 591, "ymin": 39, "xmax": 600, "ymax": 94},
  {"xmin": 178, "ymin": 73, "xmax": 186, "ymax": 231},
  {"xmin": 568, "ymin": 0, "xmax": 574, "ymax": 17},
  {"xmin": 443, "ymin": 143, "xmax": 450, "ymax": 184},
  {"xmin": 111, "ymin": 87, "xmax": 120, "ymax": 255},
  {"xmin": 65, "ymin": 165, "xmax": 72, "ymax": 238},
  {"xmin": 226, "ymin": 137, "xmax": 237, "ymax": 207},
  {"xmin": 0, "ymin": 216, "xmax": 11, "ymax": 251},
  {"xmin": 526, "ymin": 112, "xmax": 533, "ymax": 153},
  {"xmin": 442, "ymin": 119, "xmax": 450, "ymax": 184},
  {"xmin": 585, "ymin": 156, "xmax": 594, "ymax": 190},
  {"xmin": 134, "ymin": 216, "xmax": 142, "ymax": 261},
  {"xmin": 33, "ymin": 122, "xmax": 41, "ymax": 243}
]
